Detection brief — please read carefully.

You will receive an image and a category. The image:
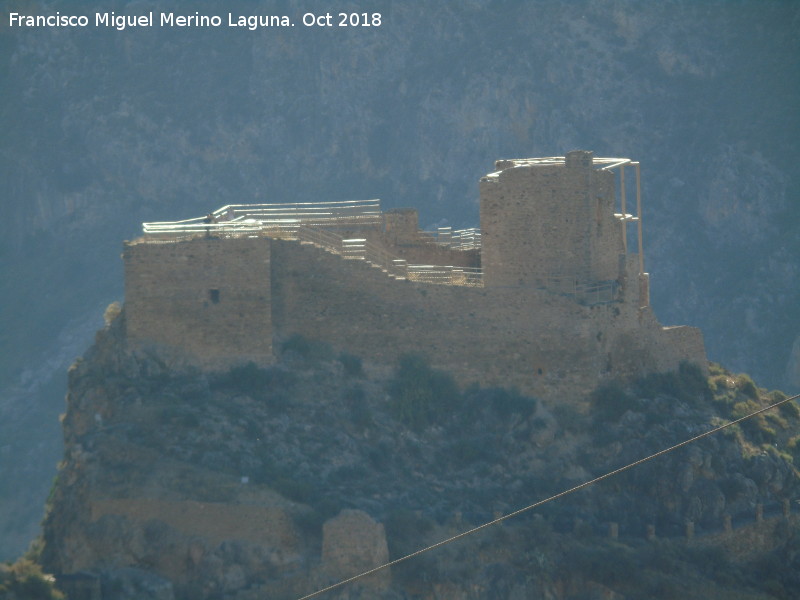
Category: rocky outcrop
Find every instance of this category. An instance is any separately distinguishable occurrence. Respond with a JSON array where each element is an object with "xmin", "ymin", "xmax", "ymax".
[
  {"xmin": 36, "ymin": 315, "xmax": 800, "ymax": 598},
  {"xmin": 3, "ymin": 0, "xmax": 799, "ymax": 563}
]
